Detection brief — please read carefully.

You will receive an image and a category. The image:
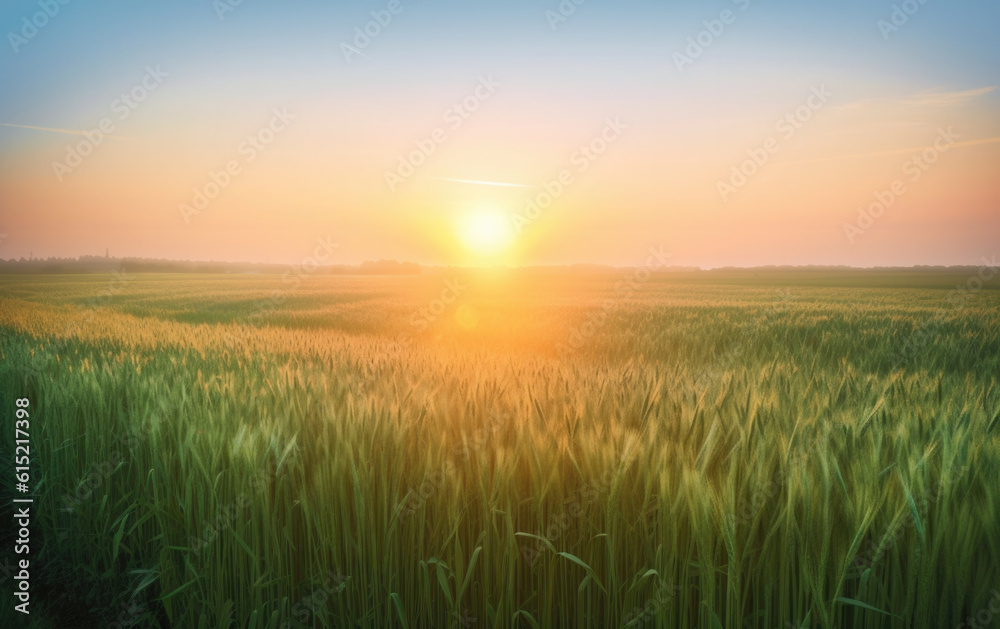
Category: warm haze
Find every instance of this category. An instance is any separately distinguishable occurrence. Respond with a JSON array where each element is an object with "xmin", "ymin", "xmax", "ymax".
[
  {"xmin": 1, "ymin": 0, "xmax": 998, "ymax": 268},
  {"xmin": 3, "ymin": 4, "xmax": 1000, "ymax": 627}
]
